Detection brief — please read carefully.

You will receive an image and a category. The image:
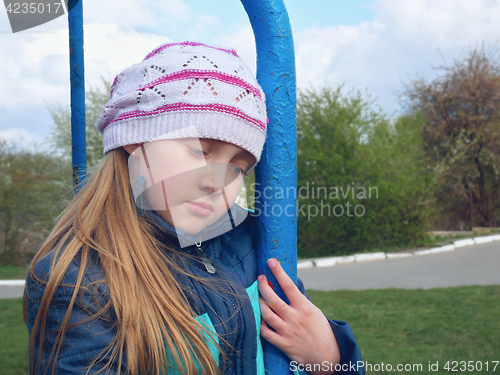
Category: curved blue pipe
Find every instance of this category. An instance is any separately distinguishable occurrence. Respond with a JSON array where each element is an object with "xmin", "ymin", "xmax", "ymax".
[
  {"xmin": 68, "ymin": 0, "xmax": 86, "ymax": 192},
  {"xmin": 240, "ymin": 0, "xmax": 297, "ymax": 373}
]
